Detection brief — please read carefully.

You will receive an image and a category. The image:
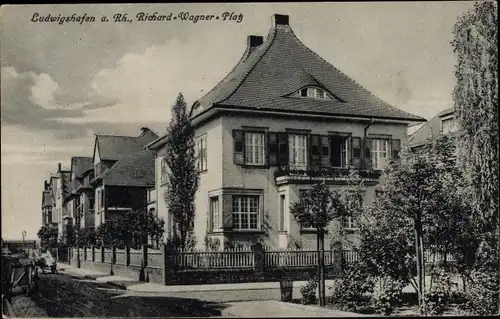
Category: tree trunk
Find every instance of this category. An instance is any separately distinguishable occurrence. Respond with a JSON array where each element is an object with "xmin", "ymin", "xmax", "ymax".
[
  {"xmin": 316, "ymin": 232, "xmax": 323, "ymax": 306},
  {"xmin": 414, "ymin": 214, "xmax": 424, "ymax": 315},
  {"xmin": 319, "ymin": 230, "xmax": 326, "ymax": 307}
]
